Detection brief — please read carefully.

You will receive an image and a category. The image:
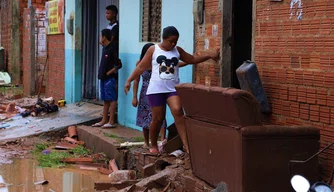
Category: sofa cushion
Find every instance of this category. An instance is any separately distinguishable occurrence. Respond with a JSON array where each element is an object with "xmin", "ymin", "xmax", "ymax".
[{"xmin": 175, "ymin": 83, "xmax": 262, "ymax": 128}]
